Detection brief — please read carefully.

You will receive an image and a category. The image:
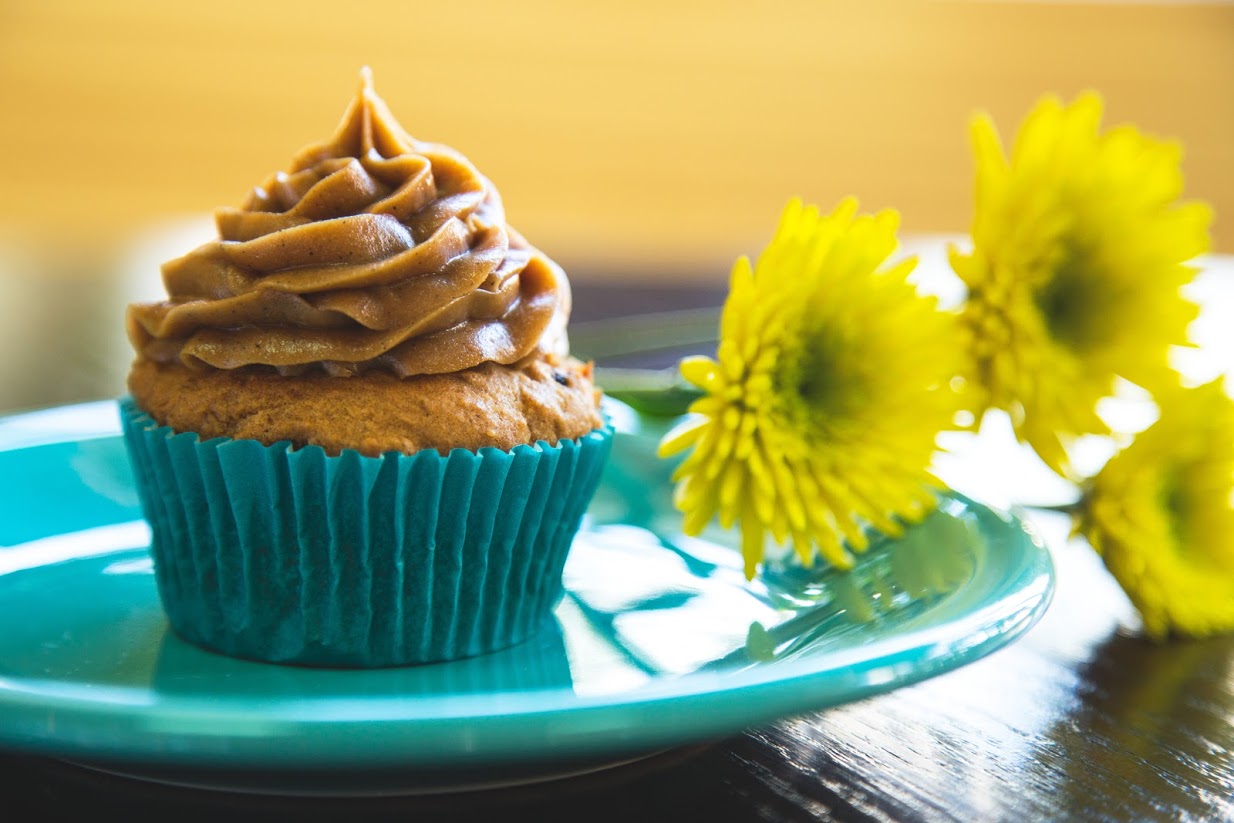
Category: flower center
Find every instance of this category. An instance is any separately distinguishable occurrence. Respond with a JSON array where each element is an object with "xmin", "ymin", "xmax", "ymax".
[
  {"xmin": 1034, "ymin": 245, "xmax": 1117, "ymax": 355},
  {"xmin": 777, "ymin": 328, "xmax": 867, "ymax": 434},
  {"xmin": 1162, "ymin": 473, "xmax": 1193, "ymax": 548},
  {"xmin": 1160, "ymin": 469, "xmax": 1229, "ymax": 570}
]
